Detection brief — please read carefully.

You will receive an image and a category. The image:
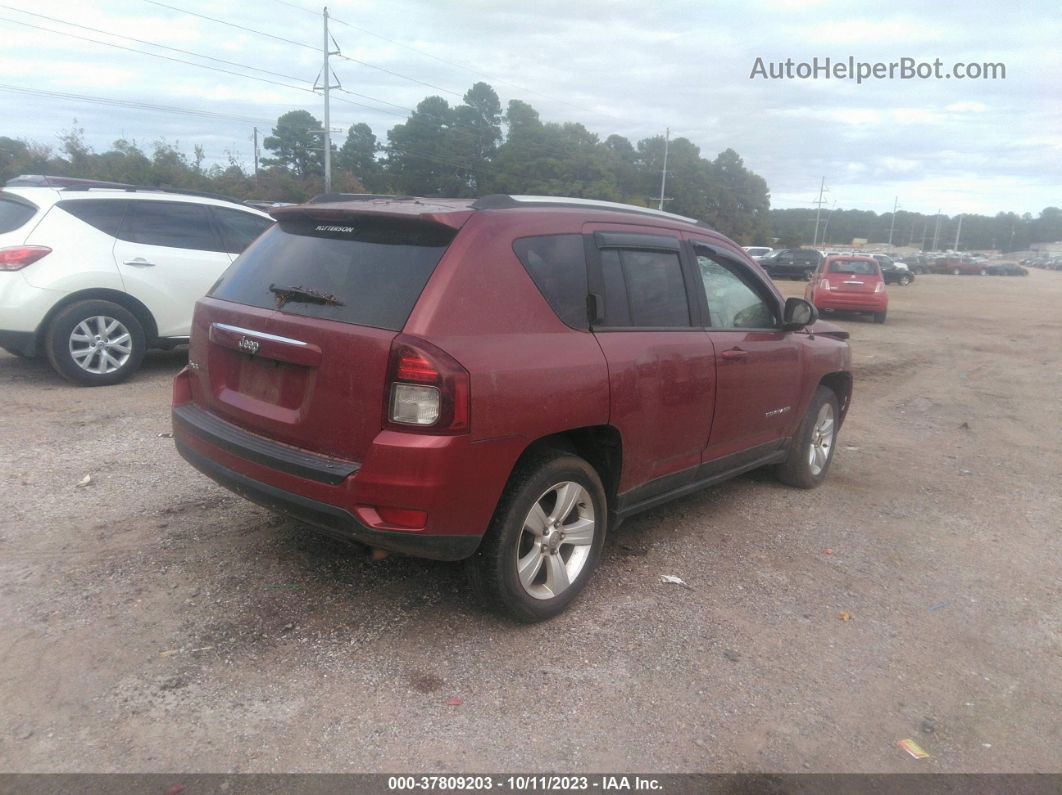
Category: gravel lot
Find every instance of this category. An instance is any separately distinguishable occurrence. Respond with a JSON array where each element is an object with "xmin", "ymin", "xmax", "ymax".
[{"xmin": 1, "ymin": 271, "xmax": 1060, "ymax": 773}]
